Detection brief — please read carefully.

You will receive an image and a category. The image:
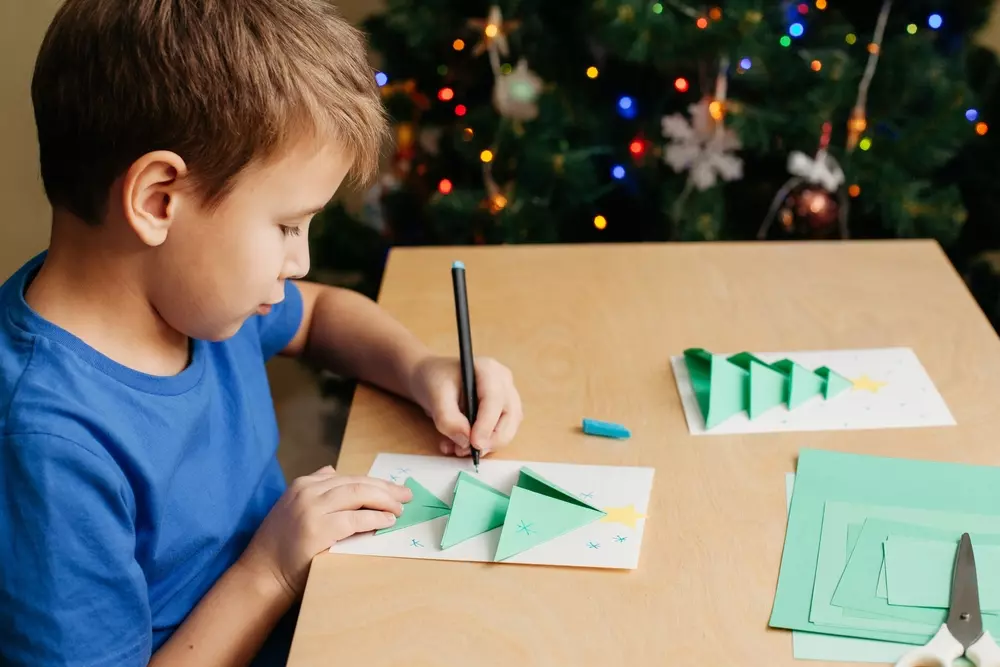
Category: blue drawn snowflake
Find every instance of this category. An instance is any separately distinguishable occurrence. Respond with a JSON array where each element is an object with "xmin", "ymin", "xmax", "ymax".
[
  {"xmin": 389, "ymin": 474, "xmax": 399, "ymax": 482},
  {"xmin": 580, "ymin": 491, "xmax": 595, "ymax": 501},
  {"xmin": 587, "ymin": 541, "xmax": 600, "ymax": 549},
  {"xmin": 613, "ymin": 535, "xmax": 627, "ymax": 543},
  {"xmin": 516, "ymin": 520, "xmax": 534, "ymax": 535},
  {"xmin": 410, "ymin": 539, "xmax": 423, "ymax": 548},
  {"xmin": 396, "ymin": 468, "xmax": 411, "ymax": 474}
]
